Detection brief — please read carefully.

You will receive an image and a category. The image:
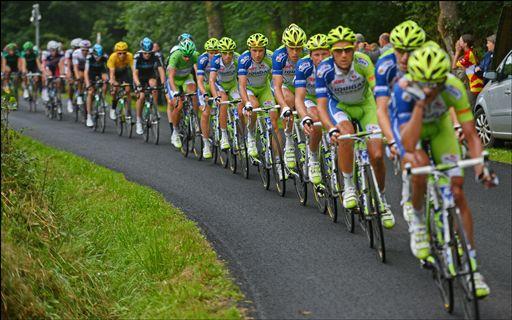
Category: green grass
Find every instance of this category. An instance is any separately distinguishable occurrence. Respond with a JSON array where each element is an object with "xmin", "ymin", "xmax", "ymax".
[
  {"xmin": 1, "ymin": 130, "xmax": 244, "ymax": 319},
  {"xmin": 487, "ymin": 146, "xmax": 512, "ymax": 164}
]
